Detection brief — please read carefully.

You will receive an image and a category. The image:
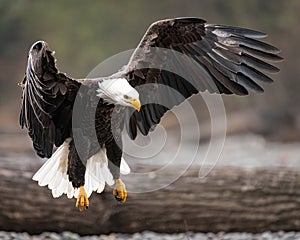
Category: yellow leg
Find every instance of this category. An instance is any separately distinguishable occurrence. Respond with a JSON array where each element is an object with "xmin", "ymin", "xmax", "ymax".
[
  {"xmin": 113, "ymin": 178, "xmax": 127, "ymax": 202},
  {"xmin": 76, "ymin": 186, "xmax": 89, "ymax": 211}
]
